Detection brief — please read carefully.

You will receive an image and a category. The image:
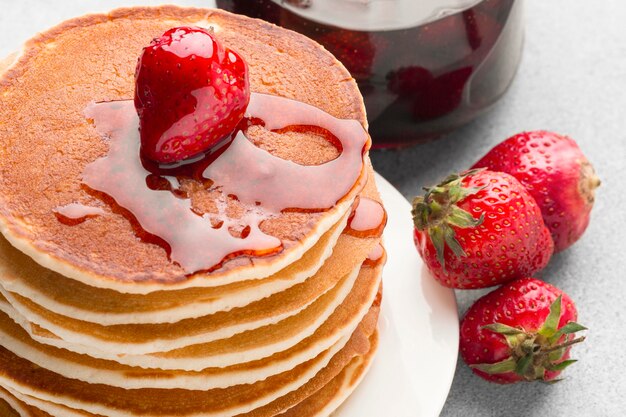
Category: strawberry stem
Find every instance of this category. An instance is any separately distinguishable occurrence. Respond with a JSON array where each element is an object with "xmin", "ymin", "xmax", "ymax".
[{"xmin": 538, "ymin": 336, "xmax": 587, "ymax": 355}]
